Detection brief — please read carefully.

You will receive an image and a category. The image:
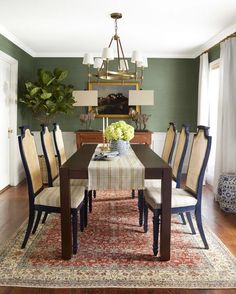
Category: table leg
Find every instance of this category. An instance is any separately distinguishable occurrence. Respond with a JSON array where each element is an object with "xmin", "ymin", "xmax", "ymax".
[
  {"xmin": 138, "ymin": 189, "xmax": 144, "ymax": 226},
  {"xmin": 60, "ymin": 166, "xmax": 72, "ymax": 259},
  {"xmin": 160, "ymin": 167, "xmax": 172, "ymax": 261}
]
